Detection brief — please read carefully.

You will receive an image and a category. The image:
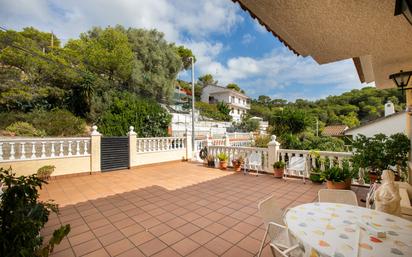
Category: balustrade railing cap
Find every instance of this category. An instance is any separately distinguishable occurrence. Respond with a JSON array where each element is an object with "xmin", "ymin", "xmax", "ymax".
[
  {"xmin": 268, "ymin": 135, "xmax": 280, "ymax": 146},
  {"xmin": 128, "ymin": 126, "xmax": 137, "ymax": 135},
  {"xmin": 91, "ymin": 125, "xmax": 101, "ymax": 136}
]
